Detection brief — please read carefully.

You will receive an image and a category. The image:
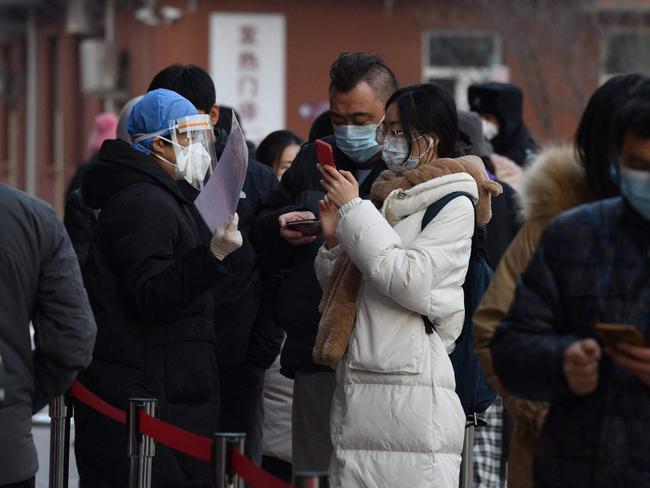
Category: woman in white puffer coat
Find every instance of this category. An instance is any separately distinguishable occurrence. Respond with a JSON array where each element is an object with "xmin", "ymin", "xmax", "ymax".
[{"xmin": 314, "ymin": 83, "xmax": 502, "ymax": 488}]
